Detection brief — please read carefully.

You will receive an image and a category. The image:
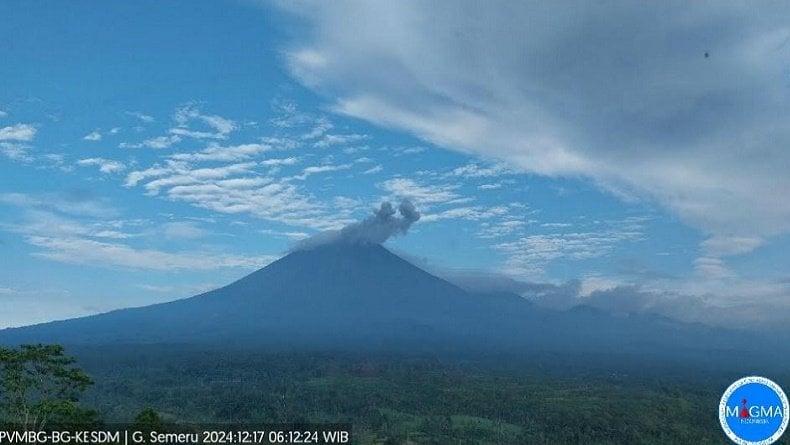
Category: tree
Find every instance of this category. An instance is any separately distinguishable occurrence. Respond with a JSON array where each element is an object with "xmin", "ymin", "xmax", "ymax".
[
  {"xmin": 133, "ymin": 407, "xmax": 163, "ymax": 433},
  {"xmin": 0, "ymin": 344, "xmax": 96, "ymax": 430}
]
